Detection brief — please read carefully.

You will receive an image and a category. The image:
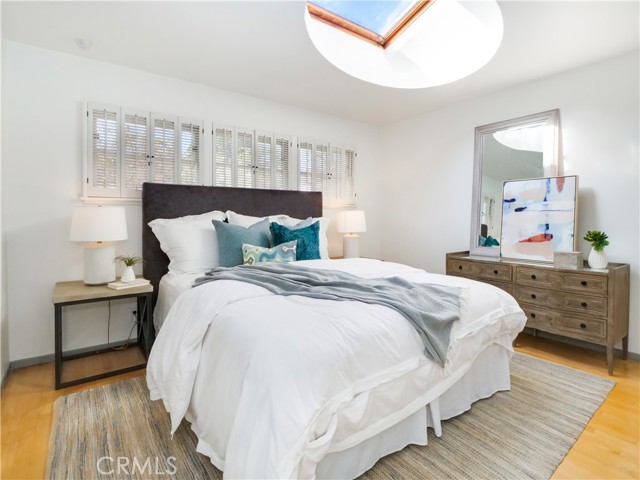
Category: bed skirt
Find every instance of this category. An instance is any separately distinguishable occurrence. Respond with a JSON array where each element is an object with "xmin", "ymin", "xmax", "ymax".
[{"xmin": 315, "ymin": 343, "xmax": 512, "ymax": 479}]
